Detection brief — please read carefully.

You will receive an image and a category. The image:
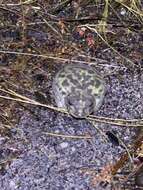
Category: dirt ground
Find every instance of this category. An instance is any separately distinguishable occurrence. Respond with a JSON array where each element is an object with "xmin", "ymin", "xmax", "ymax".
[{"xmin": 0, "ymin": 1, "xmax": 143, "ymax": 190}]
